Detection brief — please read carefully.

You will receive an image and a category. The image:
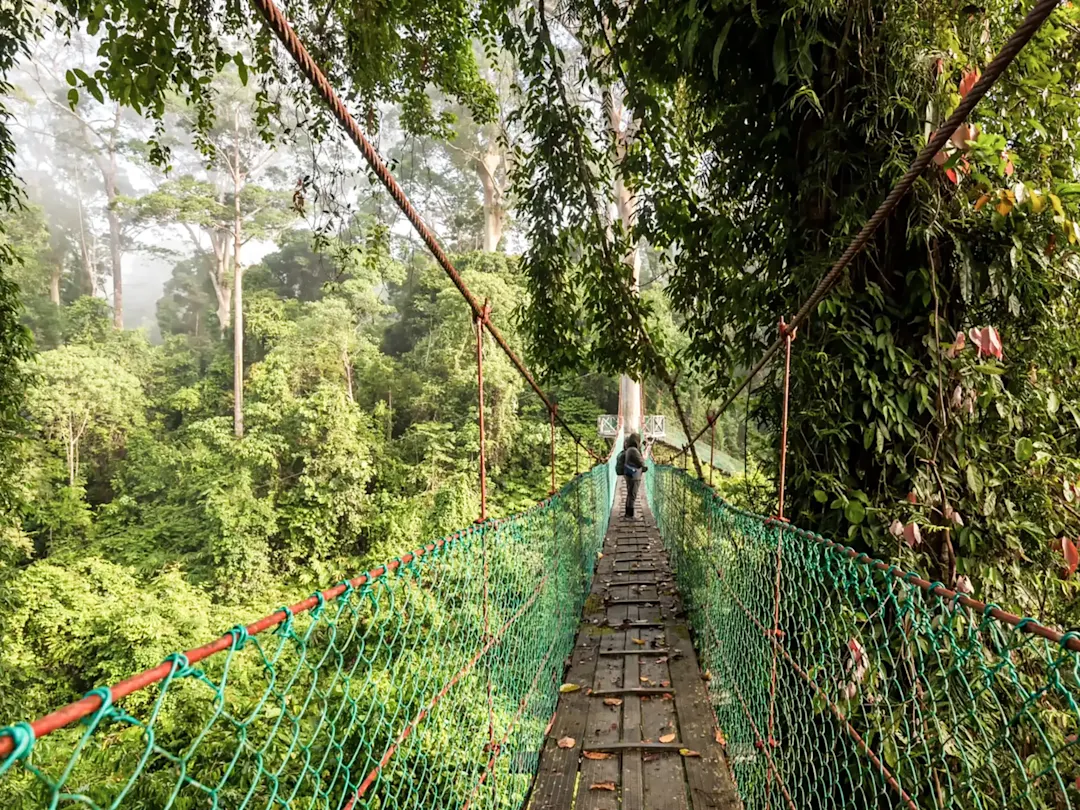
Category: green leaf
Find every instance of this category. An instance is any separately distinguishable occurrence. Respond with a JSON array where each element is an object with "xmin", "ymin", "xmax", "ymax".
[
  {"xmin": 845, "ymin": 500, "xmax": 865, "ymax": 525},
  {"xmin": 1048, "ymin": 391, "xmax": 1060, "ymax": 415},
  {"xmin": 772, "ymin": 26, "xmax": 788, "ymax": 86},
  {"xmin": 1014, "ymin": 438, "xmax": 1034, "ymax": 463},
  {"xmin": 234, "ymin": 53, "xmax": 249, "ymax": 86},
  {"xmin": 813, "ymin": 490, "xmax": 828, "ymax": 503},
  {"xmin": 65, "ymin": 70, "xmax": 77, "ymax": 87},
  {"xmin": 67, "ymin": 88, "xmax": 79, "ymax": 108},
  {"xmin": 712, "ymin": 19, "xmax": 734, "ymax": 79}
]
